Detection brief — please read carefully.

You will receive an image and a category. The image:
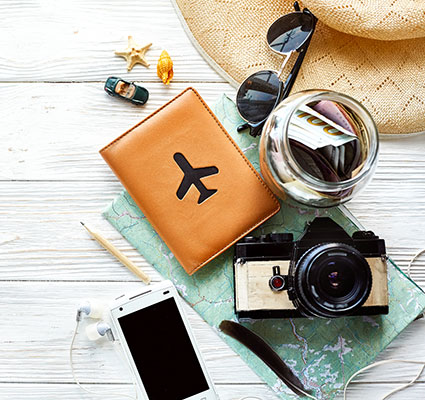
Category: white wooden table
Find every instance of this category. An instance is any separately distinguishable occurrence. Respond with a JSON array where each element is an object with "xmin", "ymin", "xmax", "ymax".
[{"xmin": 1, "ymin": 1, "xmax": 425, "ymax": 399}]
